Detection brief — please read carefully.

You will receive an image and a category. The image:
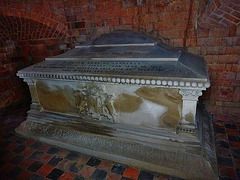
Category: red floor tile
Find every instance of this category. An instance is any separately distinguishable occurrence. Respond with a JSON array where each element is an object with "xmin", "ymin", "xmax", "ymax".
[
  {"xmin": 20, "ymin": 147, "xmax": 35, "ymax": 157},
  {"xmin": 38, "ymin": 144, "xmax": 51, "ymax": 152},
  {"xmin": 233, "ymin": 159, "xmax": 240, "ymax": 167},
  {"xmin": 77, "ymin": 155, "xmax": 90, "ymax": 164},
  {"xmin": 123, "ymin": 167, "xmax": 140, "ymax": 179},
  {"xmin": 37, "ymin": 153, "xmax": 53, "ymax": 163},
  {"xmin": 226, "ymin": 129, "xmax": 239, "ymax": 136},
  {"xmin": 59, "ymin": 171, "xmax": 76, "ymax": 180},
  {"xmin": 107, "ymin": 172, "xmax": 122, "ymax": 180},
  {"xmin": 6, "ymin": 143, "xmax": 18, "ymax": 151},
  {"xmin": 219, "ymin": 166, "xmax": 236, "ymax": 178},
  {"xmin": 98, "ymin": 160, "xmax": 115, "ymax": 172},
  {"xmin": 230, "ymin": 141, "xmax": 240, "ymax": 148},
  {"xmin": 56, "ymin": 159, "xmax": 72, "ymax": 171},
  {"xmin": 213, "ymin": 122, "xmax": 225, "ymax": 128},
  {"xmin": 80, "ymin": 165, "xmax": 96, "ymax": 178},
  {"xmin": 37, "ymin": 164, "xmax": 54, "ymax": 177},
  {"xmin": 17, "ymin": 169, "xmax": 33, "ymax": 180},
  {"xmin": 8, "ymin": 136, "xmax": 19, "ymax": 142},
  {"xmin": 18, "ymin": 158, "xmax": 35, "ymax": 169},
  {"xmin": 2, "ymin": 152, "xmax": 17, "ymax": 162},
  {"xmin": 22, "ymin": 139, "xmax": 35, "ymax": 146},
  {"xmin": 0, "ymin": 163, "xmax": 15, "ymax": 174},
  {"xmin": 218, "ymin": 147, "xmax": 232, "ymax": 157},
  {"xmin": 215, "ymin": 134, "xmax": 228, "ymax": 141},
  {"xmin": 57, "ymin": 150, "xmax": 69, "ymax": 158}
]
